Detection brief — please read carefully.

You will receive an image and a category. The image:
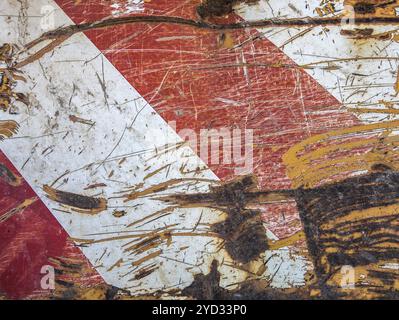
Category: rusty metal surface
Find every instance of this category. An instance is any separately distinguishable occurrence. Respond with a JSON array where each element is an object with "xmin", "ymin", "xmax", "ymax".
[{"xmin": 0, "ymin": 0, "xmax": 398, "ymax": 300}]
